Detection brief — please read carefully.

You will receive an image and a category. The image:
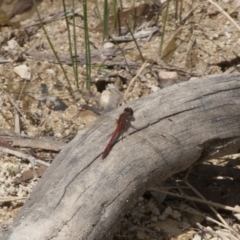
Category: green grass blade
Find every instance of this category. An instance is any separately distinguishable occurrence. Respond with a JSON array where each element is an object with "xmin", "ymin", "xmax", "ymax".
[
  {"xmin": 103, "ymin": 0, "xmax": 109, "ymax": 40},
  {"xmin": 71, "ymin": 0, "xmax": 79, "ymax": 90},
  {"xmin": 83, "ymin": 0, "xmax": 91, "ymax": 90},
  {"xmin": 112, "ymin": 0, "xmax": 118, "ymax": 34},
  {"xmin": 62, "ymin": 0, "xmax": 79, "ymax": 91},
  {"xmin": 159, "ymin": 0, "xmax": 171, "ymax": 57},
  {"xmin": 32, "ymin": 0, "xmax": 73, "ymax": 93}
]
